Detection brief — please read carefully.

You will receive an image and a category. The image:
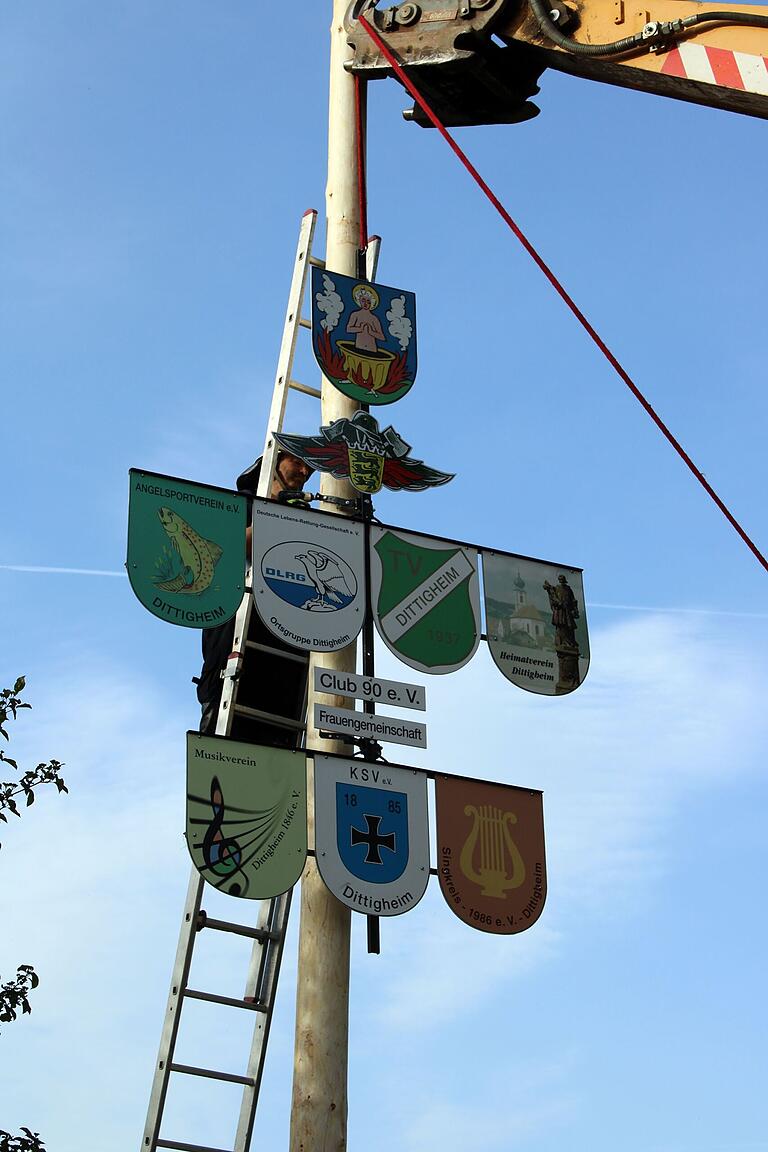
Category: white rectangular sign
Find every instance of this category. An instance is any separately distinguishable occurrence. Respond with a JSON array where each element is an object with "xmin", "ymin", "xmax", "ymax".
[
  {"xmin": 314, "ymin": 704, "xmax": 427, "ymax": 749},
  {"xmin": 314, "ymin": 667, "xmax": 426, "ymax": 712}
]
